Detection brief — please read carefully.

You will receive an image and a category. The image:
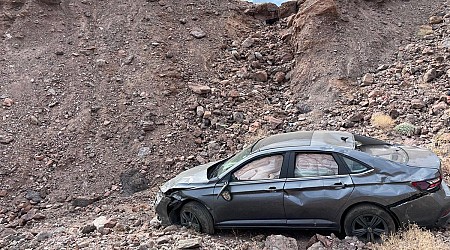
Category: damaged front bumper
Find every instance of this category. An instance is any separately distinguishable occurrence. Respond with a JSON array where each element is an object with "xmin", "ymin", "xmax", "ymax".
[
  {"xmin": 390, "ymin": 181, "xmax": 450, "ymax": 227},
  {"xmin": 154, "ymin": 191, "xmax": 184, "ymax": 226}
]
